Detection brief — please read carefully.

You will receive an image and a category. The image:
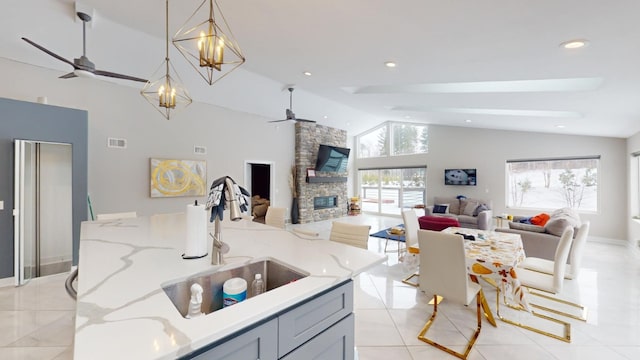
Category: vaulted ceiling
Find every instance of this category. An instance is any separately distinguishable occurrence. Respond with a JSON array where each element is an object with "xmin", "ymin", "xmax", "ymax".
[{"xmin": 3, "ymin": 0, "xmax": 640, "ymax": 138}]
